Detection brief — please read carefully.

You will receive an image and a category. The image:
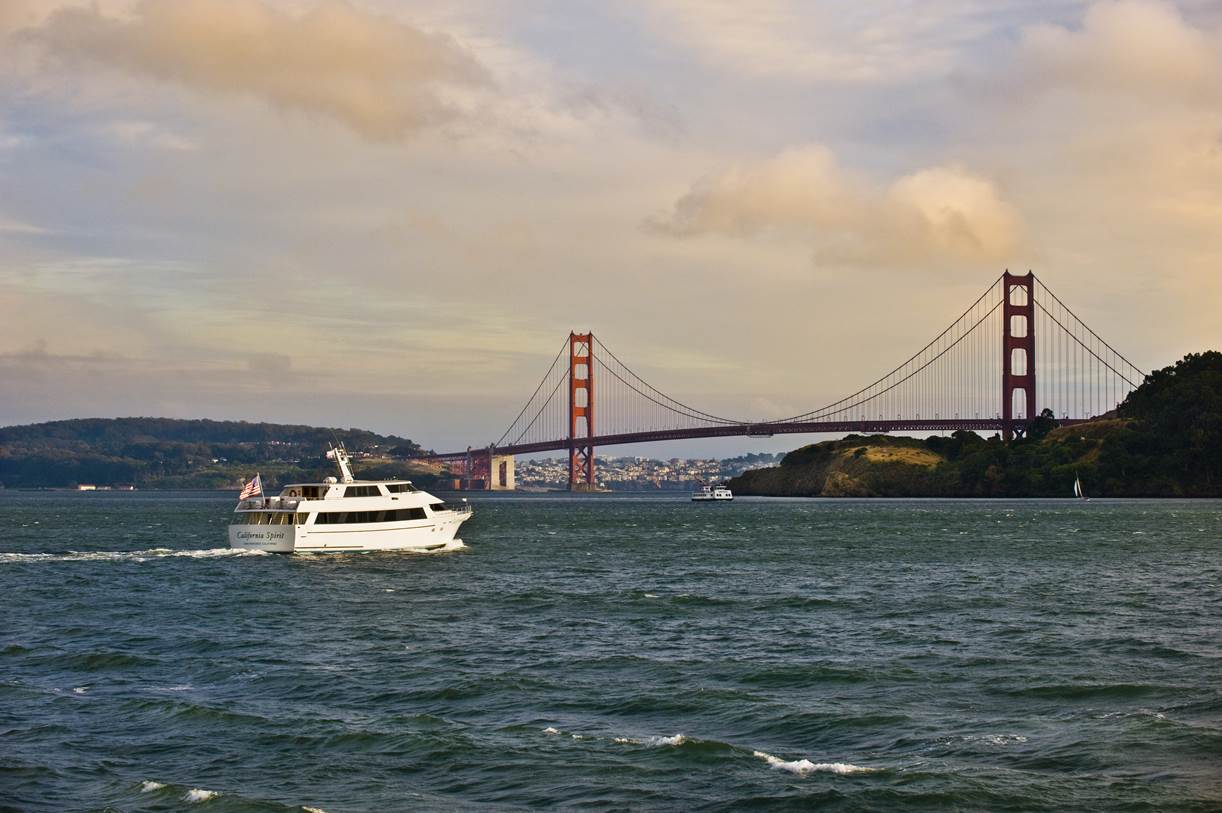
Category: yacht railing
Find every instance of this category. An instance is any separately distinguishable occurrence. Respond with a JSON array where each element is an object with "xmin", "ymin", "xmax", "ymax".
[{"xmin": 236, "ymin": 496, "xmax": 300, "ymax": 511}]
